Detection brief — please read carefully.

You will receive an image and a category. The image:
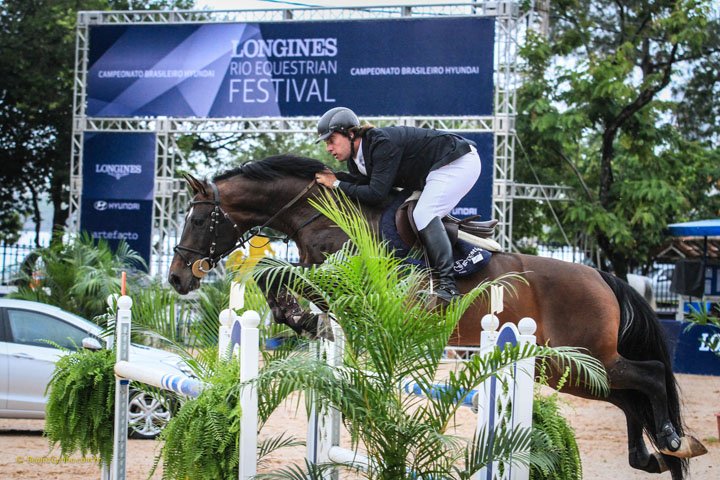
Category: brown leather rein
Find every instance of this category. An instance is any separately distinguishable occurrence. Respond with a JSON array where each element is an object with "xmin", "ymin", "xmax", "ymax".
[{"xmin": 173, "ymin": 179, "xmax": 319, "ymax": 278}]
